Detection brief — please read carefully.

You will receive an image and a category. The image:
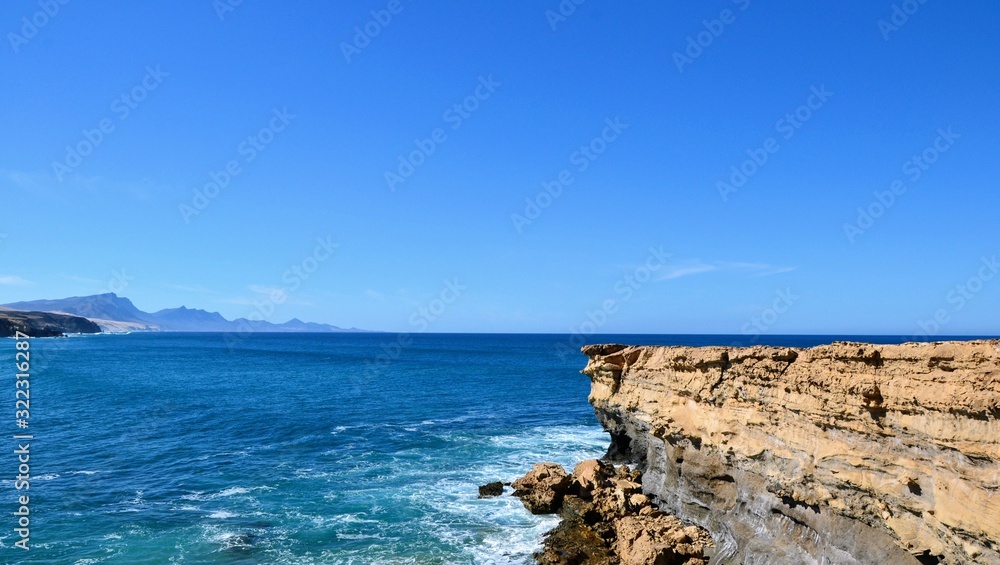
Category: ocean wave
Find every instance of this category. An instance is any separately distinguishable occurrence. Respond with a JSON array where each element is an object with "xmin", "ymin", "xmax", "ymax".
[{"xmin": 182, "ymin": 485, "xmax": 274, "ymax": 502}]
